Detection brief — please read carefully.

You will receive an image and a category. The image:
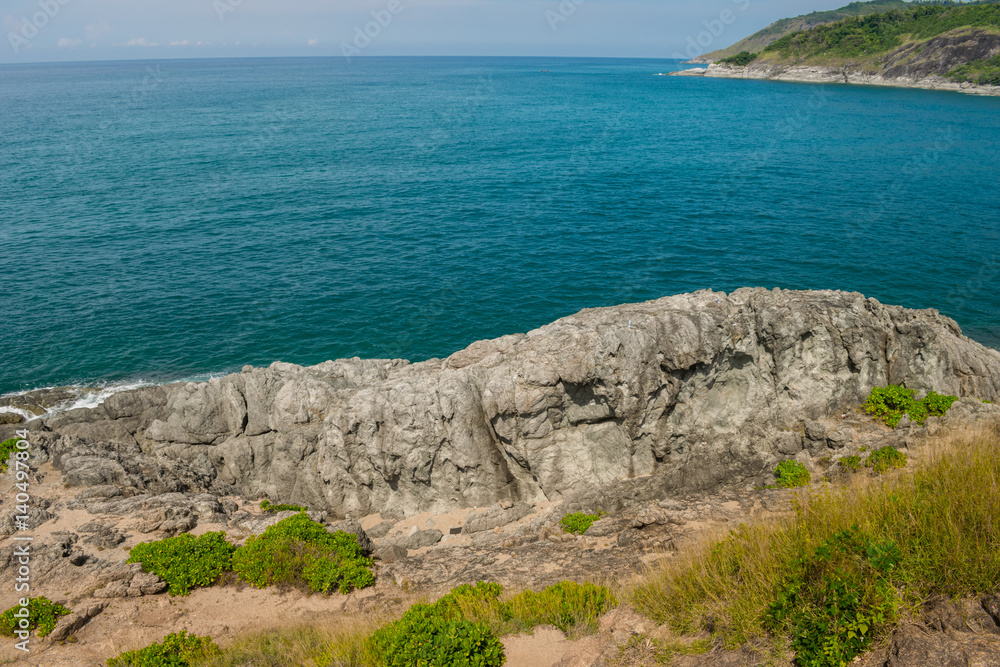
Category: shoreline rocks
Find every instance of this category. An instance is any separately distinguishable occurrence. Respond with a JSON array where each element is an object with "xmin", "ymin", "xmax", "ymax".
[{"xmin": 8, "ymin": 289, "xmax": 1000, "ymax": 523}]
